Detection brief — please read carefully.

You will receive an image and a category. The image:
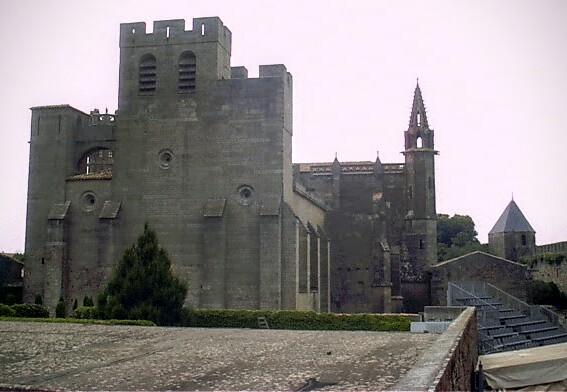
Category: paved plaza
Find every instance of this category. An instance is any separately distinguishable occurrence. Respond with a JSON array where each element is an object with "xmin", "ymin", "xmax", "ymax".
[{"xmin": 0, "ymin": 321, "xmax": 437, "ymax": 391}]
